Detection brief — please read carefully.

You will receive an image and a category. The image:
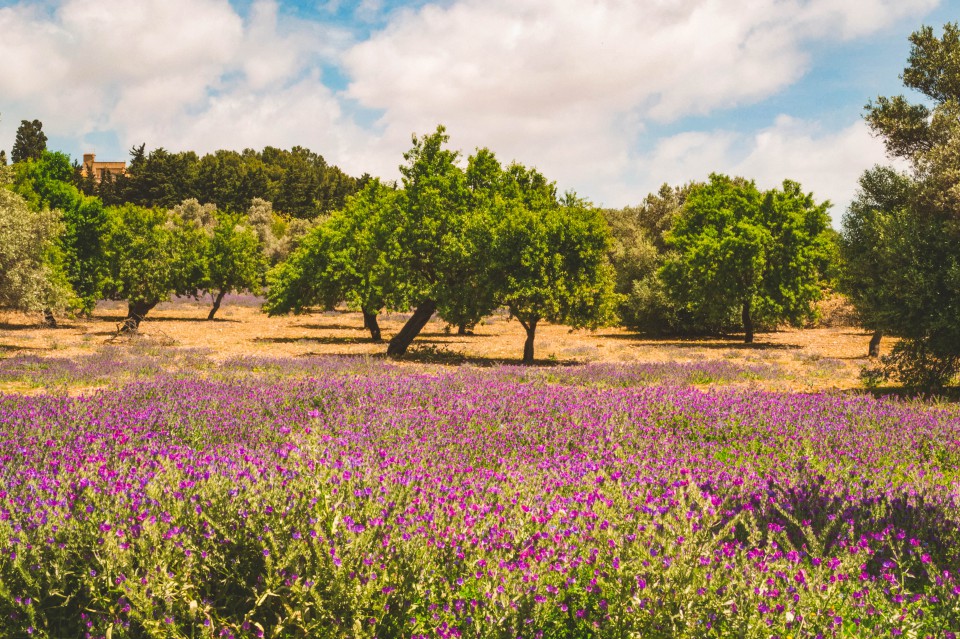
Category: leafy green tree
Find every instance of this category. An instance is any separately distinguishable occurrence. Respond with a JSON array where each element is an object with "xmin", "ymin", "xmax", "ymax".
[
  {"xmin": 603, "ymin": 184, "xmax": 694, "ymax": 333},
  {"xmin": 490, "ymin": 192, "xmax": 618, "ymax": 363},
  {"xmin": 662, "ymin": 174, "xmax": 832, "ymax": 343},
  {"xmin": 206, "ymin": 210, "xmax": 266, "ymax": 320},
  {"xmin": 0, "ymin": 189, "xmax": 74, "ymax": 315},
  {"xmin": 11, "ymin": 119, "xmax": 47, "ymax": 164},
  {"xmin": 103, "ymin": 204, "xmax": 208, "ymax": 328},
  {"xmin": 384, "ymin": 126, "xmax": 473, "ymax": 356},
  {"xmin": 124, "ymin": 147, "xmax": 200, "ymax": 209},
  {"xmin": 11, "ymin": 152, "xmax": 109, "ymax": 315},
  {"xmin": 842, "ymin": 22, "xmax": 960, "ymax": 388},
  {"xmin": 265, "ymin": 179, "xmax": 400, "ymax": 341},
  {"xmin": 838, "ymin": 167, "xmax": 914, "ymax": 356}
]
